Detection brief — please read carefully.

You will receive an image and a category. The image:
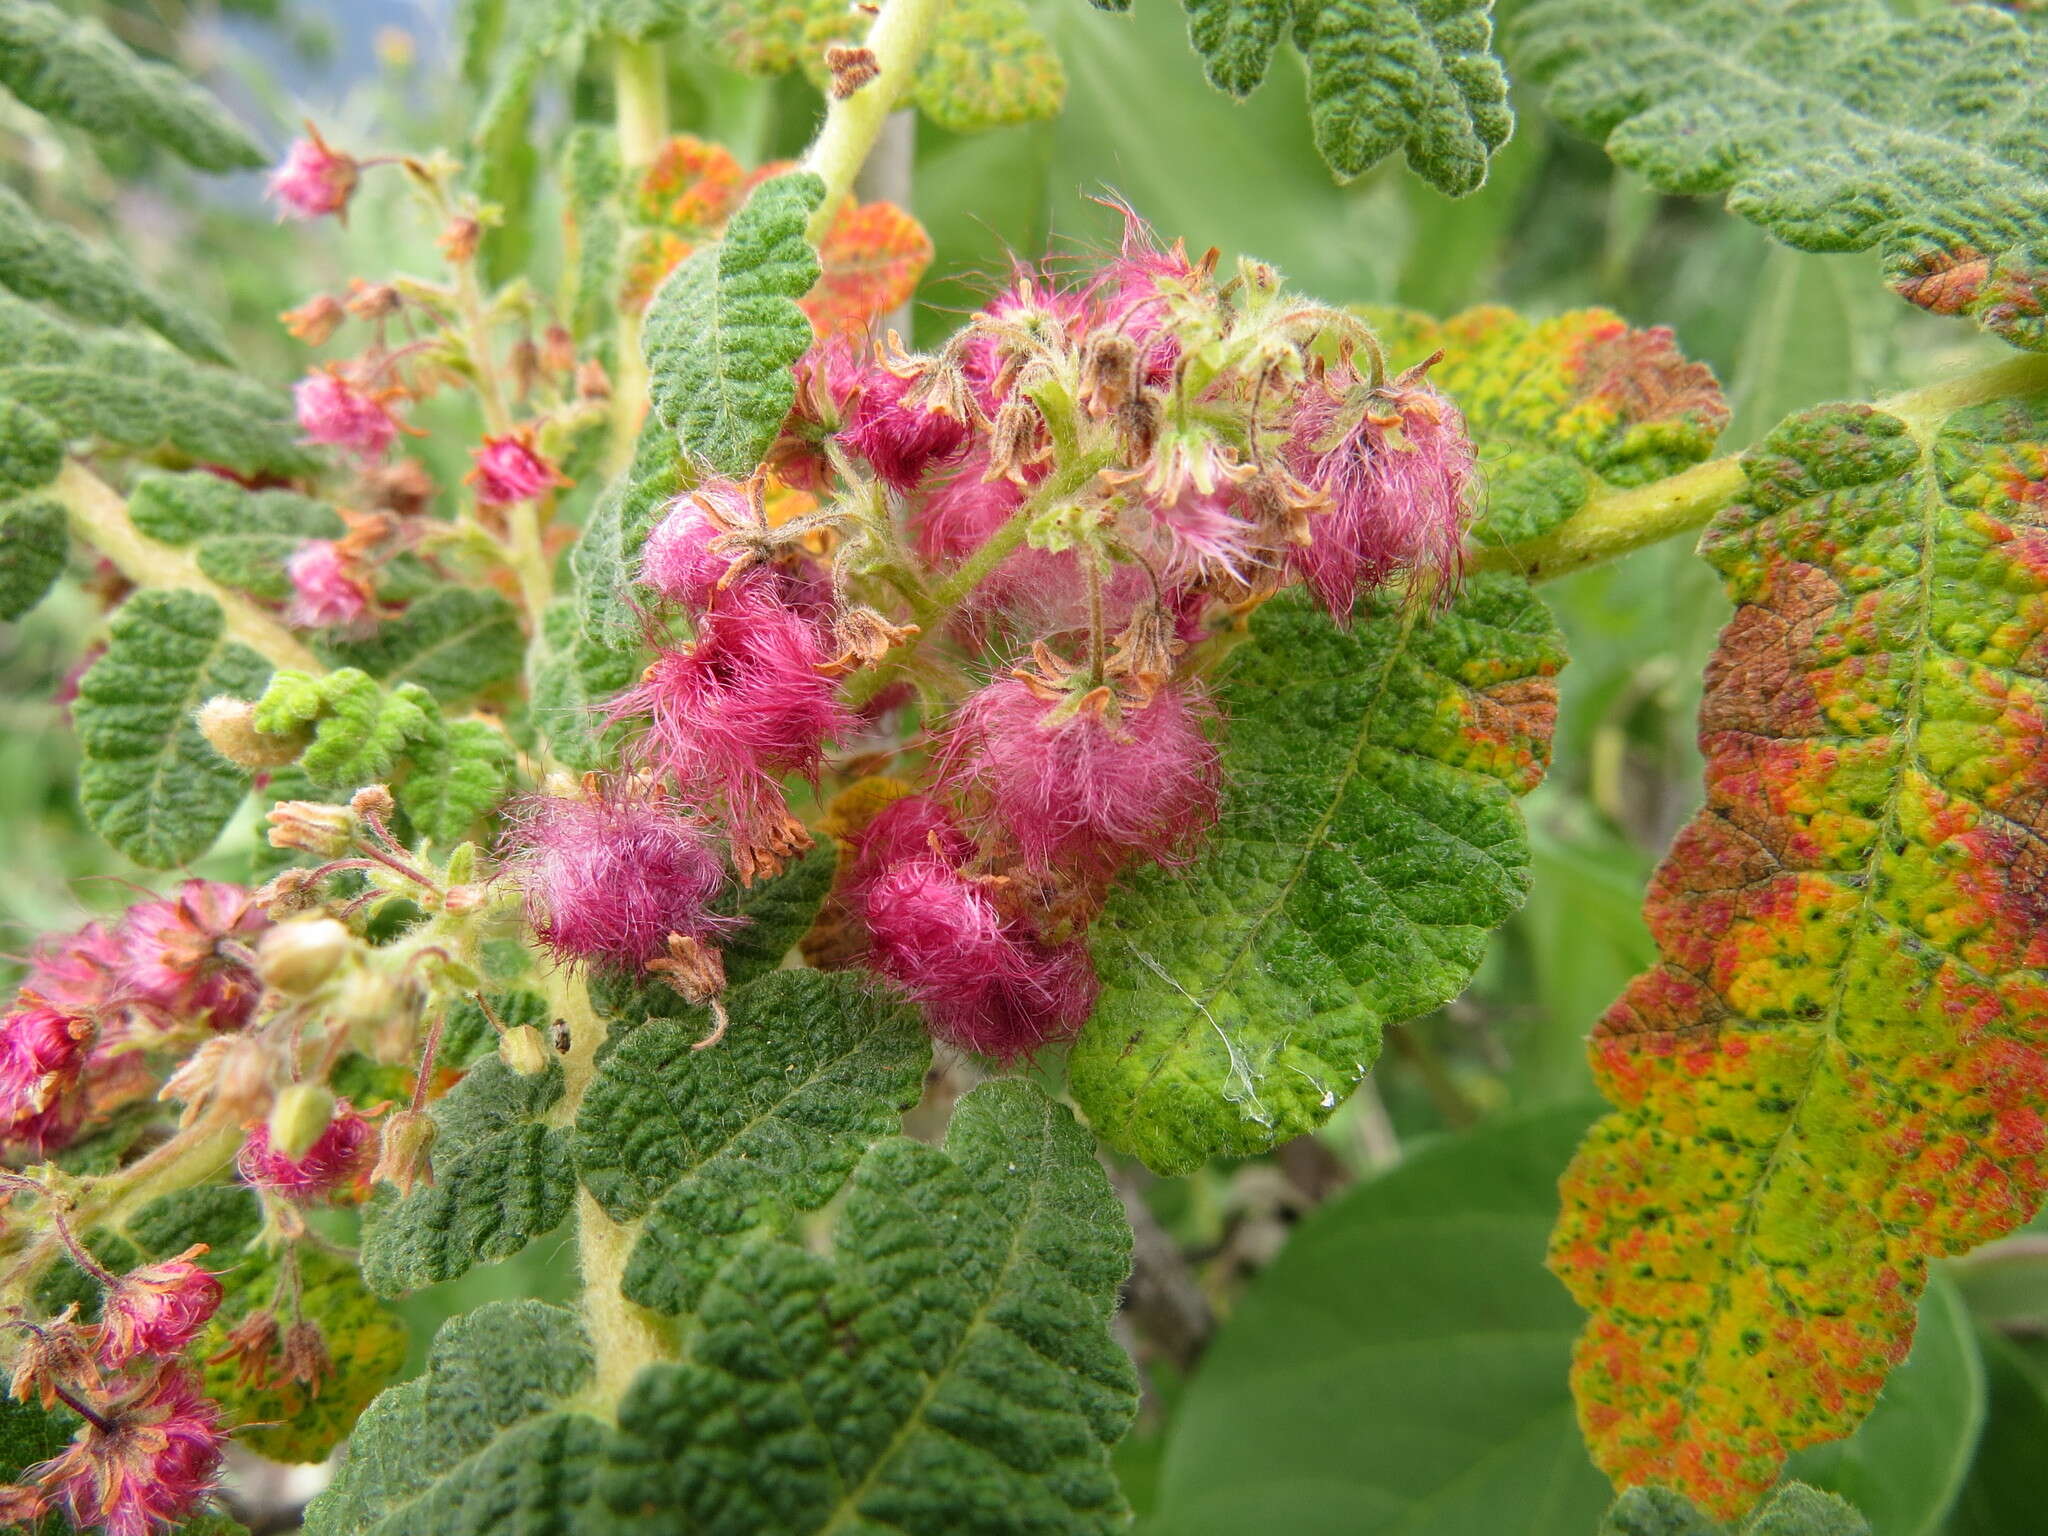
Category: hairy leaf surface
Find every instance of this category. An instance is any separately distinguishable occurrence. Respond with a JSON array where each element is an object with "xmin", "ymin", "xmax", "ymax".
[
  {"xmin": 0, "ymin": 397, "xmax": 60, "ymax": 496},
  {"xmin": 573, "ymin": 969, "xmax": 929, "ymax": 1313},
  {"xmin": 398, "ymin": 717, "xmax": 516, "ymax": 846},
  {"xmin": 1601, "ymin": 1483, "xmax": 1869, "ymax": 1536},
  {"xmin": 254, "ymin": 669, "xmax": 439, "ymax": 792},
  {"xmin": 362, "ymin": 1060, "xmax": 574, "ymax": 1297},
  {"xmin": 313, "ymin": 588, "xmax": 524, "ymax": 702},
  {"xmin": 1368, "ymin": 304, "xmax": 1729, "ymax": 545},
  {"xmin": 75, "ymin": 590, "xmax": 266, "ymax": 866},
  {"xmin": 1551, "ymin": 396, "xmax": 2048, "ymax": 1516},
  {"xmin": 601, "ymin": 1080, "xmax": 1137, "ymax": 1534},
  {"xmin": 1069, "ymin": 578, "xmax": 1564, "ymax": 1173},
  {"xmin": 643, "ymin": 171, "xmax": 822, "ymax": 476},
  {"xmin": 1511, "ymin": 0, "xmax": 2048, "ymax": 349},
  {"xmin": 0, "ymin": 494, "xmax": 65, "ymax": 621}
]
